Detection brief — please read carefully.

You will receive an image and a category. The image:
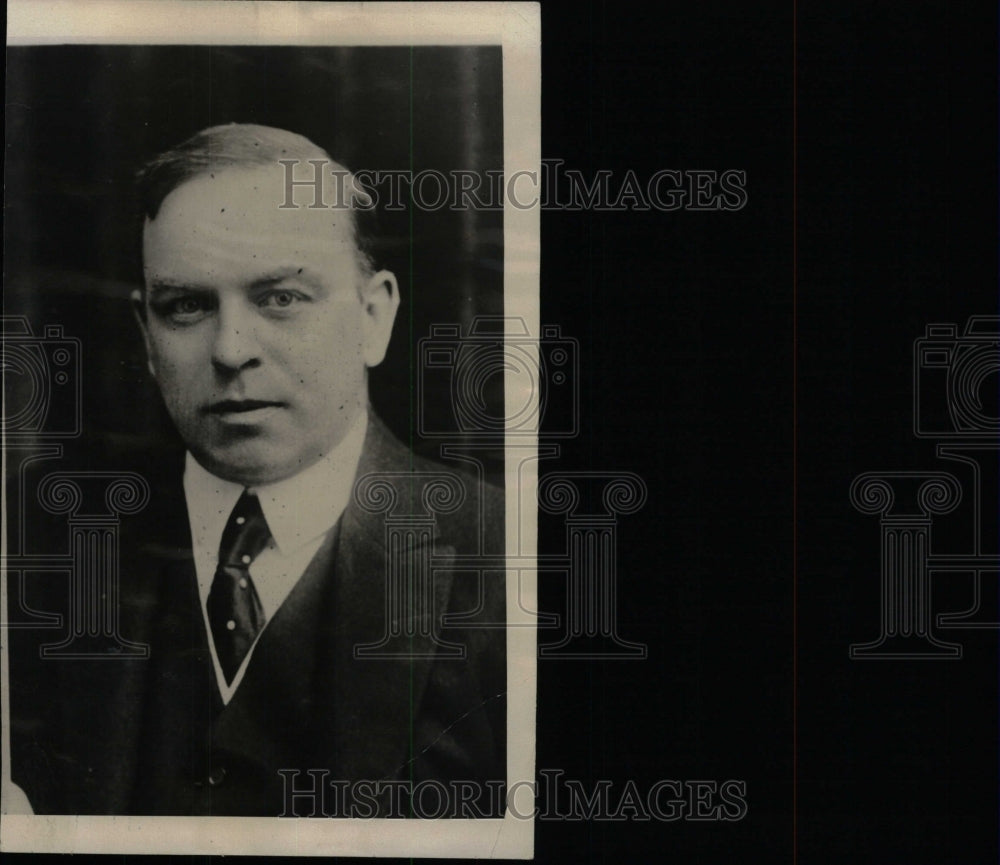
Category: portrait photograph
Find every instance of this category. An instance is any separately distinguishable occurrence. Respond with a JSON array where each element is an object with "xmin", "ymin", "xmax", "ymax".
[
  {"xmin": 3, "ymin": 1, "xmax": 537, "ymax": 858},
  {"xmin": 5, "ymin": 1, "xmax": 999, "ymax": 864}
]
